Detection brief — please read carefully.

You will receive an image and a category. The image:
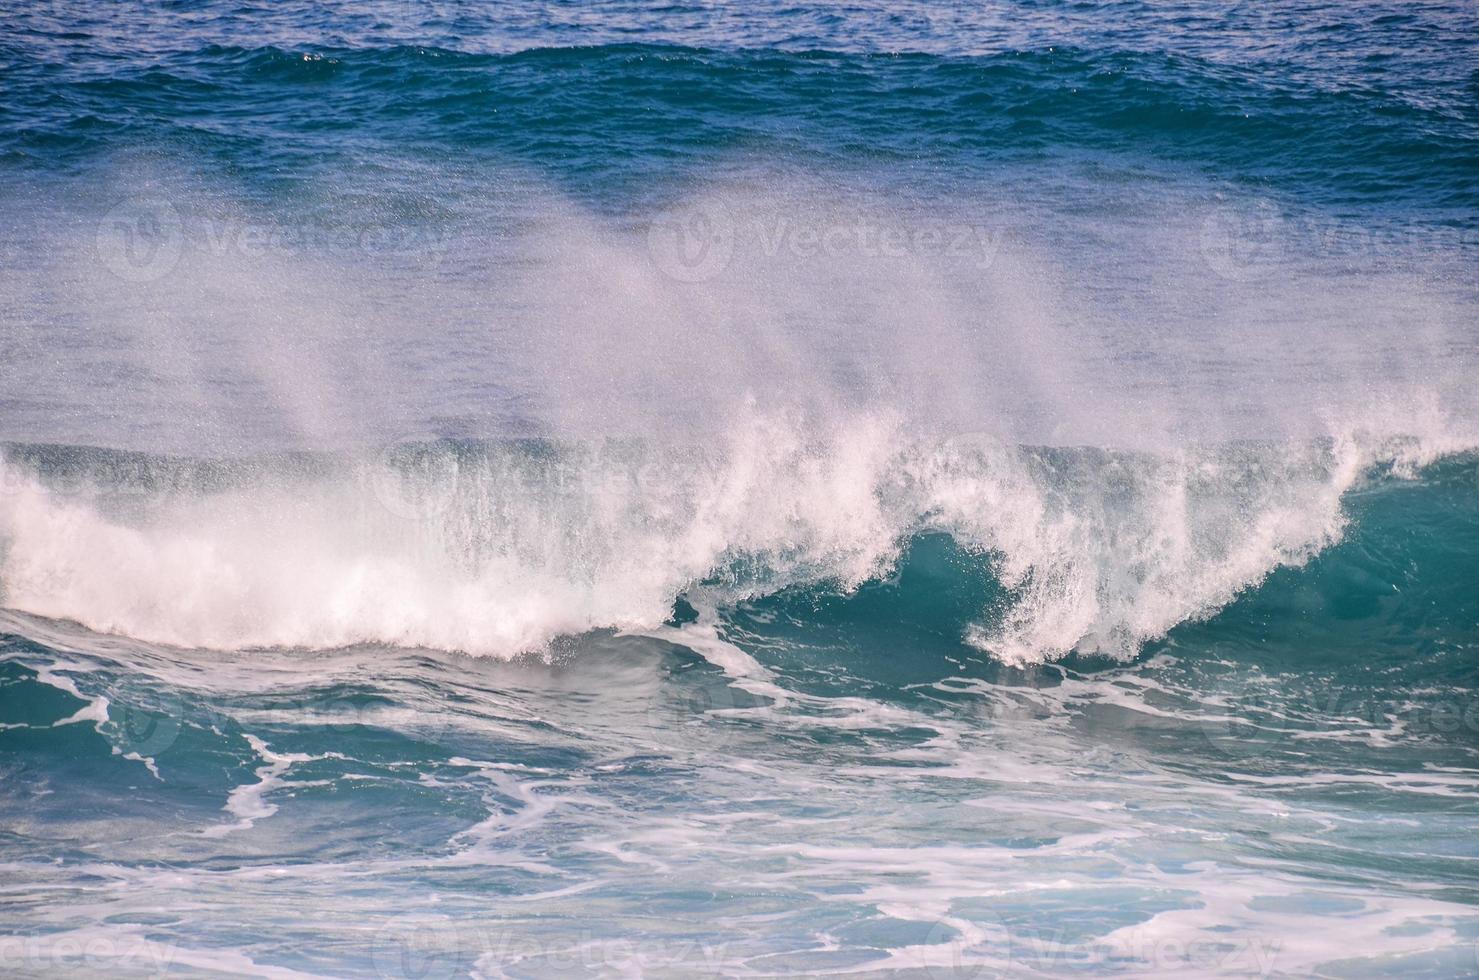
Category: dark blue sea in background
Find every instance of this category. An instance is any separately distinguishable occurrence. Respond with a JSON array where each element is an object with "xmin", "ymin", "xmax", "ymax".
[{"xmin": 2, "ymin": 2, "xmax": 1478, "ymax": 976}]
